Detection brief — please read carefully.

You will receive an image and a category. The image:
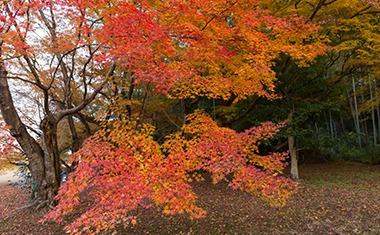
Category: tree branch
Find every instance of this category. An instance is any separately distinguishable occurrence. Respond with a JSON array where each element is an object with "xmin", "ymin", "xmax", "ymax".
[{"xmin": 56, "ymin": 61, "xmax": 116, "ymax": 120}]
